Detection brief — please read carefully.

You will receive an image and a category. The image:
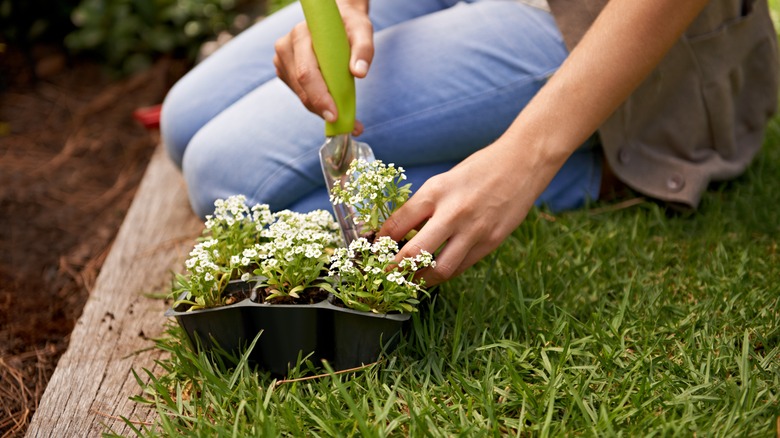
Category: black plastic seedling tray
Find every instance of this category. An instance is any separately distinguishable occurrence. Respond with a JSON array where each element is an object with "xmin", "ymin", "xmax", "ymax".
[{"xmin": 166, "ymin": 288, "xmax": 410, "ymax": 375}]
